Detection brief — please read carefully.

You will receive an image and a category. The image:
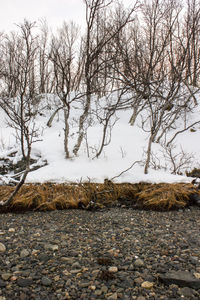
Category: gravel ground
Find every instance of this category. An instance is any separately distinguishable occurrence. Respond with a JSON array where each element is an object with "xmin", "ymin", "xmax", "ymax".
[{"xmin": 0, "ymin": 207, "xmax": 200, "ymax": 300}]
